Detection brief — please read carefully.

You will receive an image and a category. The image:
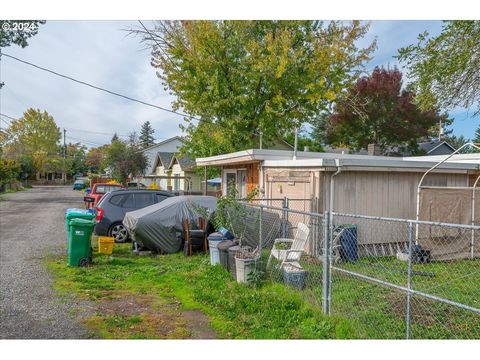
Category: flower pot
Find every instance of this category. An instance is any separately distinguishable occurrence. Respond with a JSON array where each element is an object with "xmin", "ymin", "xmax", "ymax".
[
  {"xmin": 283, "ymin": 264, "xmax": 306, "ymax": 289},
  {"xmin": 235, "ymin": 256, "xmax": 260, "ymax": 284}
]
